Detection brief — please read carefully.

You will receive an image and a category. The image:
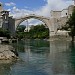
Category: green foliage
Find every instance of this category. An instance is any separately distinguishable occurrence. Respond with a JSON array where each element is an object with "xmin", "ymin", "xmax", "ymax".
[
  {"xmin": 29, "ymin": 25, "xmax": 49, "ymax": 39},
  {"xmin": 16, "ymin": 32, "xmax": 25, "ymax": 39},
  {"xmin": 16, "ymin": 24, "xmax": 49, "ymax": 39},
  {"xmin": 0, "ymin": 28, "xmax": 10, "ymax": 38},
  {"xmin": 16, "ymin": 25, "xmax": 26, "ymax": 32},
  {"xmin": 16, "ymin": 25, "xmax": 26, "ymax": 39},
  {"xmin": 67, "ymin": 9, "xmax": 75, "ymax": 28},
  {"xmin": 66, "ymin": 7, "xmax": 75, "ymax": 41}
]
